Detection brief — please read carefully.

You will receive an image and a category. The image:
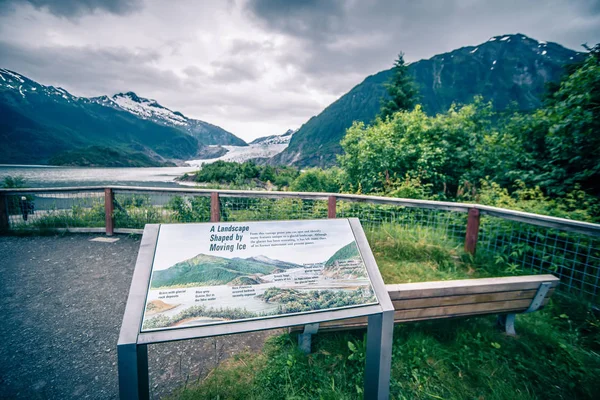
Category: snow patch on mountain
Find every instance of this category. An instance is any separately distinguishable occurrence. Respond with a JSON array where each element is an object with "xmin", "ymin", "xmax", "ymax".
[
  {"xmin": 250, "ymin": 129, "xmax": 296, "ymax": 146},
  {"xmin": 112, "ymin": 92, "xmax": 187, "ymax": 126},
  {"xmin": 0, "ymin": 69, "xmax": 25, "ymax": 83}
]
